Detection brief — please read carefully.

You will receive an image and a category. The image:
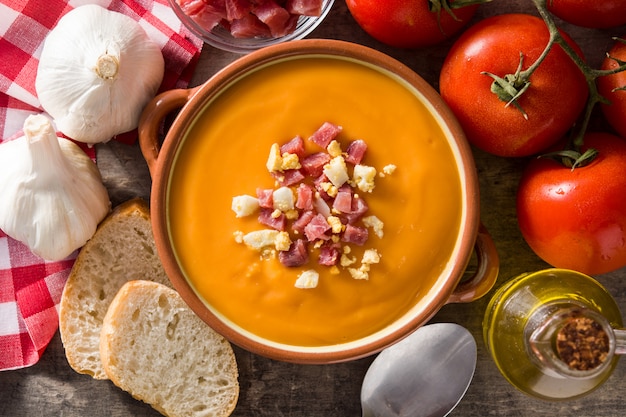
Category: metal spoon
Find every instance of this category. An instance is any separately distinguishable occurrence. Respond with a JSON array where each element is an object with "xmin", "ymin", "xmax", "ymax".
[{"xmin": 361, "ymin": 323, "xmax": 477, "ymax": 417}]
